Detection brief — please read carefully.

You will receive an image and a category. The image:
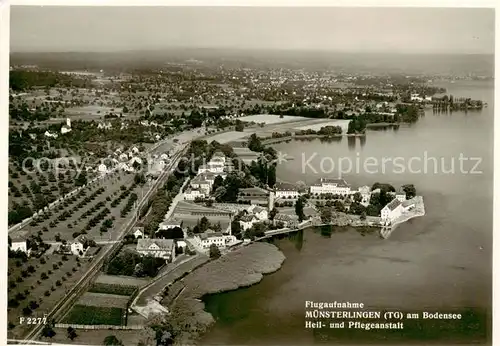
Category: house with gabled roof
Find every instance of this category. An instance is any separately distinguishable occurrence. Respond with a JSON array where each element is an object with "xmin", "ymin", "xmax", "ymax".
[{"xmin": 137, "ymin": 238, "xmax": 176, "ymax": 261}]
